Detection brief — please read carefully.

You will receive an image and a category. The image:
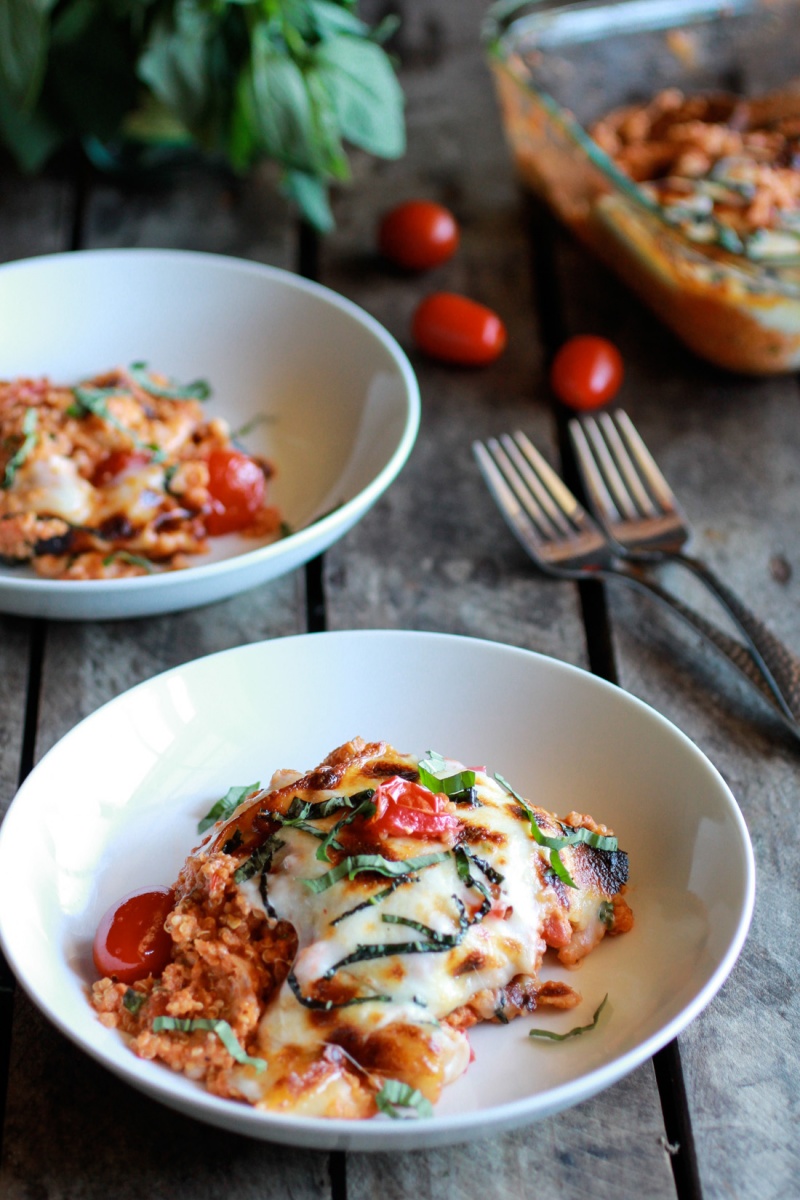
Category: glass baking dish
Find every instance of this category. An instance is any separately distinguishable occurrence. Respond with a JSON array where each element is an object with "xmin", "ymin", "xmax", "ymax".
[{"xmin": 484, "ymin": 0, "xmax": 800, "ymax": 374}]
